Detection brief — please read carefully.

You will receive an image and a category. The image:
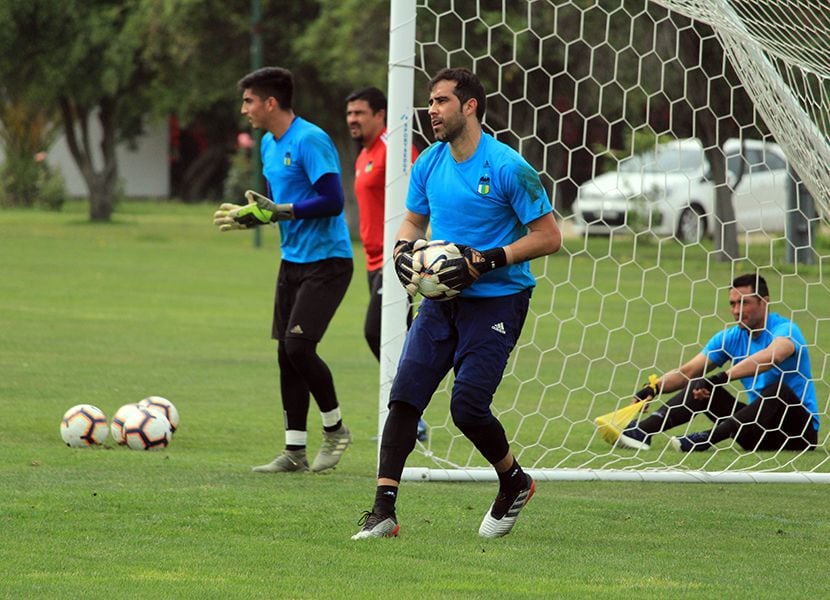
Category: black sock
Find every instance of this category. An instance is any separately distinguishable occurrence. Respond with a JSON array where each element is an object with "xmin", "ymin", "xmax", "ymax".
[
  {"xmin": 373, "ymin": 485, "xmax": 398, "ymax": 517},
  {"xmin": 285, "ymin": 445, "xmax": 305, "ymax": 452},
  {"xmin": 323, "ymin": 420, "xmax": 343, "ymax": 433},
  {"xmin": 497, "ymin": 459, "xmax": 526, "ymax": 493}
]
